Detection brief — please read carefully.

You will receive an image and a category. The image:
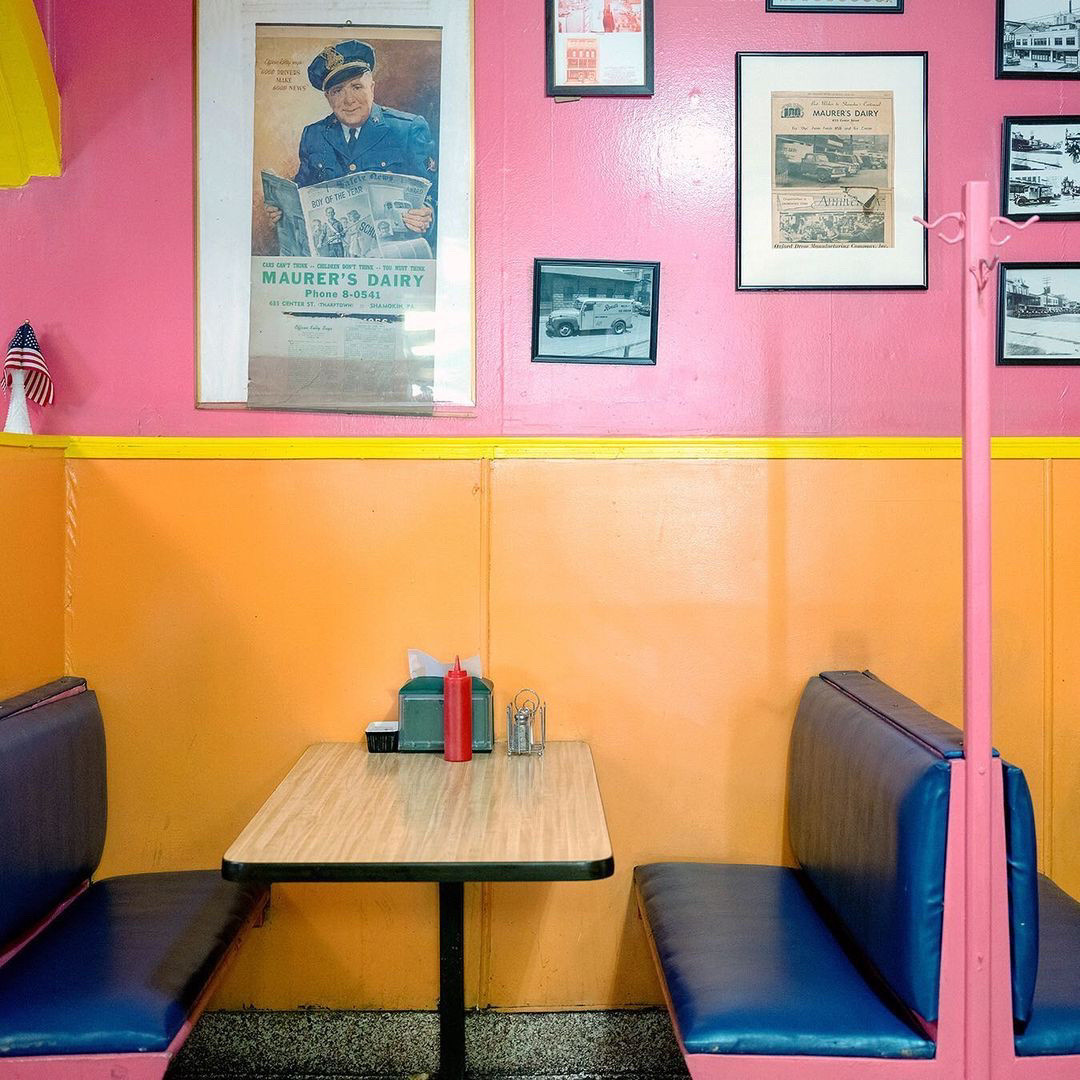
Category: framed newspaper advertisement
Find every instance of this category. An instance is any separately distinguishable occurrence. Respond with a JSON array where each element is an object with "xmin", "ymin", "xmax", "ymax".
[
  {"xmin": 736, "ymin": 52, "xmax": 928, "ymax": 291},
  {"xmin": 767, "ymin": 1, "xmax": 902, "ymax": 10},
  {"xmin": 197, "ymin": 1, "xmax": 474, "ymax": 414},
  {"xmin": 531, "ymin": 259, "xmax": 660, "ymax": 365},
  {"xmin": 546, "ymin": 0, "xmax": 654, "ymax": 97}
]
